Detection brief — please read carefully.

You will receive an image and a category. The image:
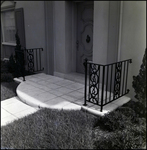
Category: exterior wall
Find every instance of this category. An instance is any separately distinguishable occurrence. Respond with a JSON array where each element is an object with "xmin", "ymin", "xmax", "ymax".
[
  {"xmin": 53, "ymin": 1, "xmax": 74, "ymax": 77},
  {"xmin": 1, "ymin": 32, "xmax": 3, "ymax": 59},
  {"xmin": 1, "ymin": 1, "xmax": 46, "ymax": 72},
  {"xmin": 93, "ymin": 1, "xmax": 120, "ymax": 64},
  {"xmin": 119, "ymin": 1, "xmax": 146, "ymax": 99},
  {"xmin": 65, "ymin": 1, "xmax": 73, "ymax": 74},
  {"xmin": 2, "ymin": 1, "xmax": 145, "ymax": 99},
  {"xmin": 1, "ymin": 45, "xmax": 15, "ymax": 58},
  {"xmin": 15, "ymin": 1, "xmax": 46, "ymax": 73},
  {"xmin": 107, "ymin": 1, "xmax": 120, "ymax": 64},
  {"xmin": 44, "ymin": 1, "xmax": 54, "ymax": 75},
  {"xmin": 15, "ymin": 1, "xmax": 45, "ymax": 49},
  {"xmin": 54, "ymin": 1, "xmax": 66, "ymax": 75},
  {"xmin": 93, "ymin": 1, "xmax": 109, "ymax": 64}
]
